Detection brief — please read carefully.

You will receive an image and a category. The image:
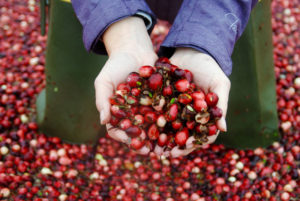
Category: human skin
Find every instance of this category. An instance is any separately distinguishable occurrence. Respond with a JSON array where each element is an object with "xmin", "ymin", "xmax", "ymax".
[{"xmin": 94, "ymin": 17, "xmax": 230, "ymax": 157}]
